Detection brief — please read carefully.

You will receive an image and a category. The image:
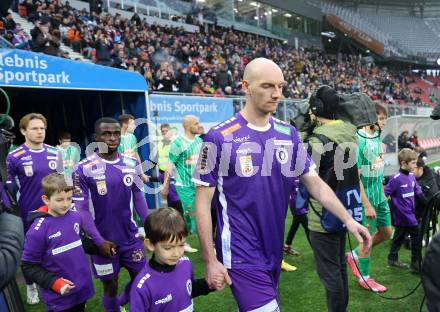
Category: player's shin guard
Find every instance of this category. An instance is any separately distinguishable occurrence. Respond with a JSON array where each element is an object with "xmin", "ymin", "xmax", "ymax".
[{"xmin": 103, "ymin": 295, "xmax": 119, "ymax": 312}]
